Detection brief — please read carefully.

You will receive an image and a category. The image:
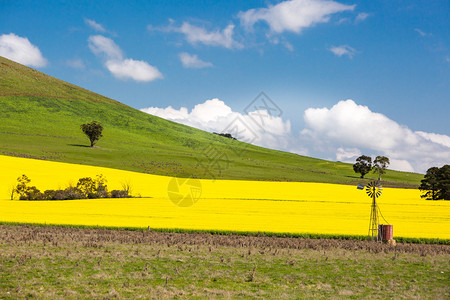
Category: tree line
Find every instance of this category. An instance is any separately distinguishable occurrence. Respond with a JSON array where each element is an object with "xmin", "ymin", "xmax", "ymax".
[
  {"xmin": 12, "ymin": 174, "xmax": 132, "ymax": 200},
  {"xmin": 353, "ymin": 154, "xmax": 449, "ymax": 200}
]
